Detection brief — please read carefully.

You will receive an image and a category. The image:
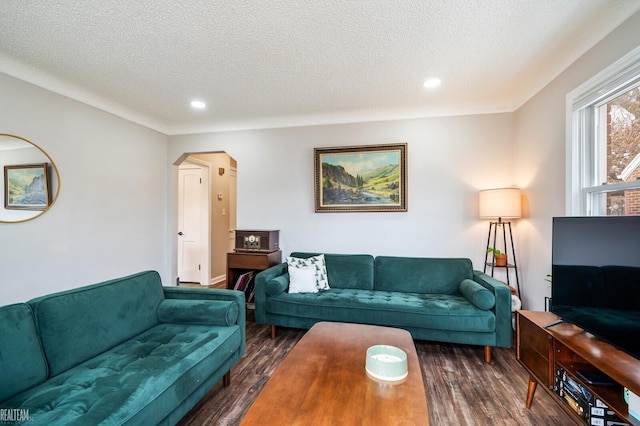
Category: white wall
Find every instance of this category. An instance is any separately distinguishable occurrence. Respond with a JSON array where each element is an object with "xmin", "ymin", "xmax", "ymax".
[
  {"xmin": 4, "ymin": 9, "xmax": 638, "ymax": 308},
  {"xmin": 514, "ymin": 10, "xmax": 640, "ymax": 311},
  {"xmin": 168, "ymin": 113, "xmax": 516, "ymax": 284},
  {"xmin": 0, "ymin": 73, "xmax": 169, "ymax": 304}
]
